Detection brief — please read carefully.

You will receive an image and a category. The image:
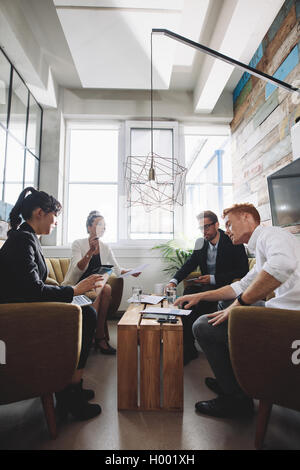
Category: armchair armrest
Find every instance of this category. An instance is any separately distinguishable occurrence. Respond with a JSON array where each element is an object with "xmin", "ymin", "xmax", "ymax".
[
  {"xmin": 0, "ymin": 302, "xmax": 82, "ymax": 405},
  {"xmin": 228, "ymin": 306, "xmax": 300, "ymax": 412}
]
